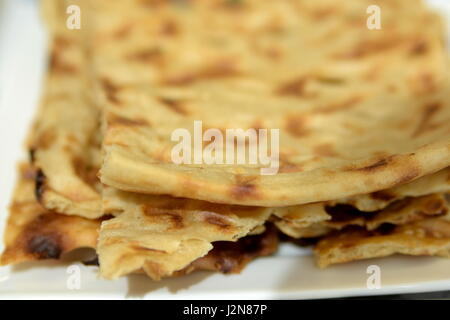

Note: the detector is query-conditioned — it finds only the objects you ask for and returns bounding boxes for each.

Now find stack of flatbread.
[2,0,450,281]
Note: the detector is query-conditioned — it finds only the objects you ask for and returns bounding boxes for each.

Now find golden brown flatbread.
[315,217,450,268]
[87,0,450,206]
[0,165,100,266]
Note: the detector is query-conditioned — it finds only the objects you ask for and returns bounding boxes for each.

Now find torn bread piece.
[98,186,273,280]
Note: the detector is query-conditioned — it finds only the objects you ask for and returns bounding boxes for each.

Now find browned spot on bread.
[311,7,336,20]
[230,176,260,200]
[158,97,188,115]
[54,36,73,49]
[127,47,163,64]
[72,156,99,189]
[142,206,184,229]
[108,113,149,127]
[409,39,429,56]
[138,0,166,8]
[21,165,37,180]
[131,245,167,254]
[202,211,232,230]
[424,198,447,214]
[334,36,402,59]
[394,168,420,186]
[35,169,46,202]
[278,155,302,173]
[353,158,390,172]
[276,77,309,97]
[412,102,442,137]
[370,190,396,202]
[101,78,122,105]
[163,59,240,86]
[316,96,363,113]
[49,49,77,74]
[285,116,310,137]
[160,20,179,36]
[410,72,438,95]
[220,0,245,9]
[313,143,338,157]
[113,23,134,39]
[27,234,62,259]
[33,128,56,150]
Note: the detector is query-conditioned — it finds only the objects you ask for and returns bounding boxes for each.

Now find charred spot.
[313,143,338,157]
[29,149,36,162]
[164,60,239,86]
[101,78,122,105]
[276,77,309,97]
[113,23,134,39]
[375,223,396,235]
[221,0,245,9]
[202,212,232,230]
[394,168,420,186]
[54,36,73,49]
[21,165,37,180]
[424,198,446,214]
[334,37,400,60]
[108,114,149,127]
[82,256,99,266]
[316,96,362,113]
[33,128,56,150]
[410,72,438,95]
[412,102,442,137]
[49,49,78,74]
[72,156,99,189]
[142,206,184,229]
[285,116,310,137]
[370,190,396,201]
[158,97,188,115]
[279,159,302,173]
[409,39,429,56]
[230,182,258,201]
[193,225,278,274]
[27,234,62,259]
[353,158,390,172]
[35,169,46,202]
[131,245,167,254]
[127,47,163,63]
[160,20,179,36]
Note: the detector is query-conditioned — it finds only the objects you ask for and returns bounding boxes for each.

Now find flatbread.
[315,217,450,268]
[0,165,100,266]
[98,186,272,279]
[0,166,277,275]
[333,167,450,211]
[30,0,103,219]
[87,0,450,206]
[274,193,449,238]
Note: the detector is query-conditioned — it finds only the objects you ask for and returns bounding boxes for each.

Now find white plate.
[1,0,450,300]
